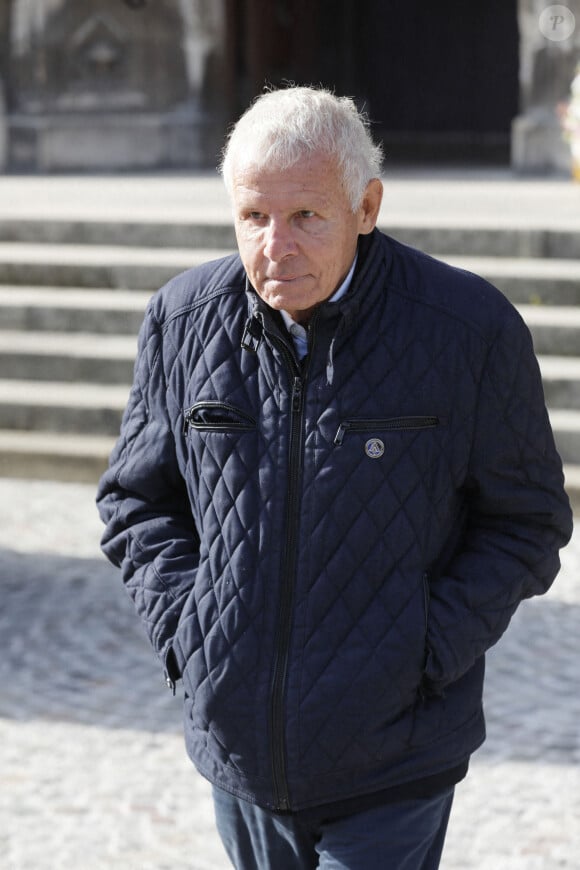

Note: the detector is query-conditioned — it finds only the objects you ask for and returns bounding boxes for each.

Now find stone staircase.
[1,216,579,509]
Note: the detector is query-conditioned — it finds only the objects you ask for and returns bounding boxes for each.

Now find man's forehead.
[231,155,345,205]
[233,176,330,200]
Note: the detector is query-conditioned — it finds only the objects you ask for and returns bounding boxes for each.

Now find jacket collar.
[244,228,390,332]
[317,229,388,331]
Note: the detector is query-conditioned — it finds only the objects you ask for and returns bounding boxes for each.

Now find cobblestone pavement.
[1,478,579,869]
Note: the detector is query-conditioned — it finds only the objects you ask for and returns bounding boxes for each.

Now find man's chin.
[261,283,314,310]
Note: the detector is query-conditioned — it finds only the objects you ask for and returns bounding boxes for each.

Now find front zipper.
[265,317,315,812]
[334,415,441,446]
[269,374,303,811]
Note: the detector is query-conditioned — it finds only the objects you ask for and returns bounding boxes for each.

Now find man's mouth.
[266,274,304,283]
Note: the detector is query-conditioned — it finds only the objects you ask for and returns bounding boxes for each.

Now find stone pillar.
[0,0,9,171]
[512,0,580,173]
[6,0,228,171]
[0,84,6,172]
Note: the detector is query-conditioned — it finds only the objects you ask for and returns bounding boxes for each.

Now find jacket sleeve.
[423,309,573,693]
[96,305,196,685]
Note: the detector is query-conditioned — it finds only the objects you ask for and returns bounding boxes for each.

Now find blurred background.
[0,0,578,175]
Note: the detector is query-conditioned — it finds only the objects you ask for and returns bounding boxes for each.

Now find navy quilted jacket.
[97,229,572,812]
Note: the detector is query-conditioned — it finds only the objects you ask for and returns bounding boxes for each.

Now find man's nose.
[263,219,297,261]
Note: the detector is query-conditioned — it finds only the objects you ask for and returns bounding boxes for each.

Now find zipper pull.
[165,672,176,696]
[183,407,193,435]
[291,377,303,413]
[334,421,350,446]
[241,315,263,353]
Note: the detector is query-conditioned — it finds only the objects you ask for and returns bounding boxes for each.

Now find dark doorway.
[227,0,519,165]
[226,0,355,112]
[354,0,520,163]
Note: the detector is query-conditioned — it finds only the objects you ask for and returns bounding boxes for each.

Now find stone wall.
[513,0,580,172]
[5,0,228,171]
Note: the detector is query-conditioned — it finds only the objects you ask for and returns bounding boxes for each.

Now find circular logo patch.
[365,438,385,459]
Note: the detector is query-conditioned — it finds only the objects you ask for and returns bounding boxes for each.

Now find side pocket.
[419,571,439,700]
[418,571,447,703]
[422,571,430,630]
[163,643,184,695]
[421,571,430,670]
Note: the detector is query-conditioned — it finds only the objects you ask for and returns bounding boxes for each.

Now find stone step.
[0,244,579,304]
[0,218,238,249]
[443,256,580,306]
[0,286,152,333]
[0,243,233,291]
[385,225,580,261]
[0,331,137,383]
[0,429,113,483]
[546,409,580,465]
[519,306,580,356]
[1,217,579,260]
[538,357,580,408]
[0,379,129,436]
[561,464,580,514]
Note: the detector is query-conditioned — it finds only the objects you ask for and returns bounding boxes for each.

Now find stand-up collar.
[245,228,389,331]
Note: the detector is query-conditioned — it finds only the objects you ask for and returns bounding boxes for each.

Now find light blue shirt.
[280,254,358,360]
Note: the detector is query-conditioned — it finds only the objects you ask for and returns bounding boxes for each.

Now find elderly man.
[97,87,572,869]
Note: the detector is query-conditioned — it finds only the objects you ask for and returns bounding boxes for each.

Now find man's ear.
[357,179,383,235]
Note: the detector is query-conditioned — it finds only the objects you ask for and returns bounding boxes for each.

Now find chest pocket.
[334,415,442,446]
[182,401,261,525]
[183,401,257,434]
[329,414,447,495]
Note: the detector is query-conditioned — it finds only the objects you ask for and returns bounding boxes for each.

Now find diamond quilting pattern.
[98,235,572,809]
[166,264,491,774]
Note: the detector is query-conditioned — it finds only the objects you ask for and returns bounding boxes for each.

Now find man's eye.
[298,210,315,219]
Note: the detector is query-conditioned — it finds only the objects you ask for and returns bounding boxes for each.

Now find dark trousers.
[213,785,454,870]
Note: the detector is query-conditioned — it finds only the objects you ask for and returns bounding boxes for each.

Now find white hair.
[219,86,383,211]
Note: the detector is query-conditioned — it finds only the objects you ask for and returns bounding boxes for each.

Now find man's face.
[231,152,382,324]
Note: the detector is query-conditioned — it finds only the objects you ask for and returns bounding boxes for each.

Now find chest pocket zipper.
[183,402,257,435]
[334,416,441,446]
